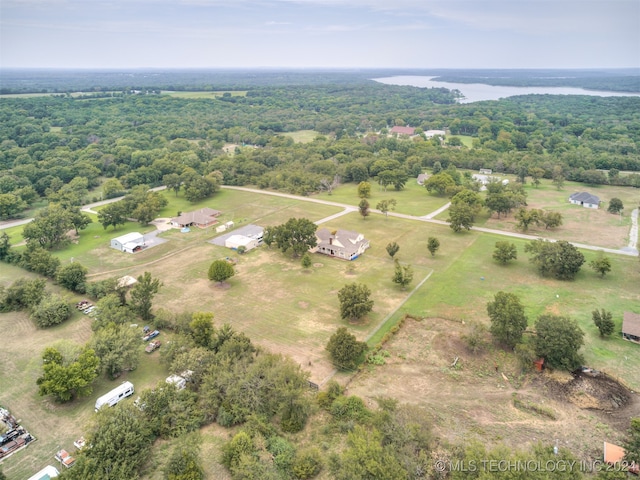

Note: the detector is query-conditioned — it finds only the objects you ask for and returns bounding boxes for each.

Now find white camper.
[94,381,134,411]
[165,374,186,390]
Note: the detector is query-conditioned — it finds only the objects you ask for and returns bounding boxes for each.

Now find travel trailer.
[94,381,134,411]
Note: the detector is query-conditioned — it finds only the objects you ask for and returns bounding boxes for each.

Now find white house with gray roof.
[313,228,370,261]
[569,192,600,209]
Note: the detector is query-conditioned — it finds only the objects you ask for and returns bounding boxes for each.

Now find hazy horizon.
[1,0,639,70]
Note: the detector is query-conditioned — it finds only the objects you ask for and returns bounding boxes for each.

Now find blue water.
[373,75,640,103]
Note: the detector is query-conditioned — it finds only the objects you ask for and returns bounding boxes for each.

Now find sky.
[1,0,639,69]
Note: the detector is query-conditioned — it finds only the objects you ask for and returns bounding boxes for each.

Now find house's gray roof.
[622,312,640,337]
[316,228,368,257]
[569,192,600,205]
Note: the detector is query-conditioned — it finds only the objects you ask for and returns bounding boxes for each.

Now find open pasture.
[315,179,450,217]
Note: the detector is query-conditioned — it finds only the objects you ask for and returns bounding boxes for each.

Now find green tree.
[0,193,27,220]
[427,237,440,256]
[525,239,585,280]
[163,173,182,197]
[486,291,528,348]
[607,198,623,214]
[392,260,413,289]
[190,312,215,348]
[164,434,205,480]
[376,198,396,217]
[357,181,371,198]
[56,261,88,293]
[0,278,46,311]
[265,218,317,258]
[326,327,367,370]
[208,259,236,284]
[36,346,100,402]
[337,283,374,321]
[101,178,125,199]
[534,314,584,371]
[386,241,399,259]
[291,448,323,479]
[451,189,483,214]
[529,167,545,187]
[623,417,640,464]
[358,198,370,219]
[63,404,154,480]
[592,309,615,337]
[540,211,563,229]
[130,271,162,321]
[221,431,256,471]
[552,166,565,190]
[515,207,541,231]
[68,207,93,235]
[97,201,127,230]
[20,241,60,277]
[30,294,72,328]
[493,241,517,265]
[331,426,406,480]
[184,175,219,203]
[424,172,455,196]
[301,252,312,269]
[447,202,475,232]
[91,322,141,378]
[22,203,73,249]
[0,232,11,260]
[589,252,612,277]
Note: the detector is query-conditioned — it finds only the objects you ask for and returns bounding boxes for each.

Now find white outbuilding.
[225,234,258,252]
[110,232,144,253]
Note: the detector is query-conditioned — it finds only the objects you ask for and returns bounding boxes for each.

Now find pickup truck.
[142,330,160,342]
[145,340,161,353]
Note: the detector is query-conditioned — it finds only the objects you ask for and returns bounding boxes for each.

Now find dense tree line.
[1,76,639,217]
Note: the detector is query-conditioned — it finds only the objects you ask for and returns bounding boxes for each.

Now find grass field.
[1,184,639,479]
[282,130,321,143]
[160,91,247,98]
[315,179,450,217]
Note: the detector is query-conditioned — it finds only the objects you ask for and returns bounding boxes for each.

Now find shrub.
[292,448,323,479]
[30,294,72,328]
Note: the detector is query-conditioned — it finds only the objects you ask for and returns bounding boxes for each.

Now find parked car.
[142,330,160,342]
[145,340,161,353]
[55,449,76,468]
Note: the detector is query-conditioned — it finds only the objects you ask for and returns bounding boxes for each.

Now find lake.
[373,75,640,103]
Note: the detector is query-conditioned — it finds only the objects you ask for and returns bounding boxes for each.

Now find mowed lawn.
[315,180,450,217]
[475,179,639,249]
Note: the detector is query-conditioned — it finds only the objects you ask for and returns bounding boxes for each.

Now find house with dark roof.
[313,228,370,261]
[622,311,640,344]
[170,208,221,228]
[569,192,600,209]
[390,126,416,136]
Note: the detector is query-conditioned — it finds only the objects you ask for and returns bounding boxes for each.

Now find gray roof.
[569,192,600,204]
[316,228,368,257]
[622,312,640,337]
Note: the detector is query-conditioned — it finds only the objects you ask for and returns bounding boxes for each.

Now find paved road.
[222,185,638,257]
[0,186,168,229]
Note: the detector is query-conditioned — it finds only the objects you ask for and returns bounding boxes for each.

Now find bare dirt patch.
[347,316,640,461]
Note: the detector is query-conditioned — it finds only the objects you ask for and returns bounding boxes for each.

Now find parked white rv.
[94,381,135,411]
